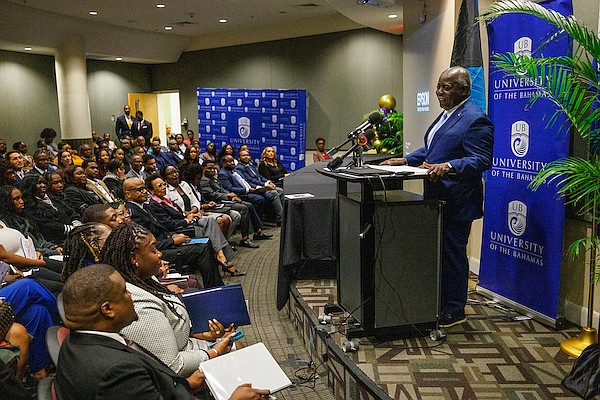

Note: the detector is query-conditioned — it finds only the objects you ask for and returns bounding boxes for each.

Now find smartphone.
[208,331,245,349]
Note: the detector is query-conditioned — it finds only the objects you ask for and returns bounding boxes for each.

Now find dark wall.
[151,29,403,151]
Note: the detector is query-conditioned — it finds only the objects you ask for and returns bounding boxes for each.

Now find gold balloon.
[380,148,388,153]
[373,139,381,148]
[379,94,396,111]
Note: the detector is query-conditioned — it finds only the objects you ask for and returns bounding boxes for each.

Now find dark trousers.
[161,242,224,289]
[241,193,266,219]
[230,201,262,236]
[440,219,473,318]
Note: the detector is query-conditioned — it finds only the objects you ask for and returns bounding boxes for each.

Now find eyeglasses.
[154,182,167,189]
[129,187,148,193]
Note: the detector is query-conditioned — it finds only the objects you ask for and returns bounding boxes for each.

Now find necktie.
[427,112,448,148]
[232,171,251,190]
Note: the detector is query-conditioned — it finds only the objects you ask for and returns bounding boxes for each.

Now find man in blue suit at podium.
[382,66,494,328]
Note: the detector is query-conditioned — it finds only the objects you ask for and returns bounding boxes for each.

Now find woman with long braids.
[61,223,112,282]
[100,222,236,377]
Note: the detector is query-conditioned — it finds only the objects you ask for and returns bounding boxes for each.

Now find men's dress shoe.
[253,232,273,240]
[239,239,259,248]
[438,313,467,328]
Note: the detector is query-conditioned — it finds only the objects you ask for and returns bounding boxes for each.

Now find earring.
[134,262,140,268]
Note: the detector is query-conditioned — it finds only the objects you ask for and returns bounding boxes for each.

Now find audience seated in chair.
[19,174,78,246]
[100,225,241,377]
[201,160,272,247]
[258,146,289,188]
[63,165,103,214]
[146,174,244,277]
[123,177,225,288]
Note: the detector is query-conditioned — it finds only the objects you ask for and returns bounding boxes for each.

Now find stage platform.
[286,275,581,400]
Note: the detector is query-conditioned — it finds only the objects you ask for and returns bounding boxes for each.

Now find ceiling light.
[156,4,165,8]
[219,19,227,23]
[164,26,173,30]
[89,11,97,15]
[24,47,32,51]
[116,57,122,61]
[388,14,398,18]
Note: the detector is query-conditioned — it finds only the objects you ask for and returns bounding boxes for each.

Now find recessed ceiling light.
[116,57,123,61]
[90,11,97,15]
[388,14,398,18]
[24,47,32,51]
[164,26,173,30]
[156,4,165,8]
[219,19,227,23]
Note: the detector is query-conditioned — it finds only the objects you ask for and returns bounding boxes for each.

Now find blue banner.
[197,88,306,171]
[479,0,572,320]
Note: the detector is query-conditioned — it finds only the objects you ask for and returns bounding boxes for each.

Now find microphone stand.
[326,136,353,158]
[327,139,358,170]
[352,146,364,168]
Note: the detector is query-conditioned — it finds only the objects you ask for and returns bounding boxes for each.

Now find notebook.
[181,283,250,333]
[200,342,292,400]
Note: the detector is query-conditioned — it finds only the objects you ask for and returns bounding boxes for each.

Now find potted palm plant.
[479,0,600,357]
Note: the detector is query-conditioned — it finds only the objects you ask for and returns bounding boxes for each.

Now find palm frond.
[492,53,600,139]
[530,156,600,214]
[479,0,600,59]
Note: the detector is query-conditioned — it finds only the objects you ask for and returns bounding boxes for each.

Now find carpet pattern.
[293,278,581,400]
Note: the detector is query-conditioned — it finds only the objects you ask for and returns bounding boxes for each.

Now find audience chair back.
[56,292,66,324]
[45,326,70,366]
[37,376,58,400]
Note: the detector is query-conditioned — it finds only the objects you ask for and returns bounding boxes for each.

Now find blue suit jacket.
[235,162,268,187]
[406,99,494,222]
[218,168,249,196]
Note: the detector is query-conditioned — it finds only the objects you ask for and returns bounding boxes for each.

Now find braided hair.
[62,223,107,282]
[100,222,182,317]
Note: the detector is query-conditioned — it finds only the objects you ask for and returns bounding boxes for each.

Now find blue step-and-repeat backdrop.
[197,88,307,171]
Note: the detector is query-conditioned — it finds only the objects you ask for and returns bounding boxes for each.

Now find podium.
[319,168,443,338]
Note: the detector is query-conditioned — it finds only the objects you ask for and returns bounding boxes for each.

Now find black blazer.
[56,332,193,400]
[115,115,137,140]
[147,198,189,232]
[64,185,102,214]
[126,202,178,250]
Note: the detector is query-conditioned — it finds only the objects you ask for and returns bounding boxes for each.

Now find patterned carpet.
[293,277,581,400]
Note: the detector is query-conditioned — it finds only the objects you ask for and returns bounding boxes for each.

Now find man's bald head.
[436,66,471,110]
[123,177,148,202]
[62,264,136,332]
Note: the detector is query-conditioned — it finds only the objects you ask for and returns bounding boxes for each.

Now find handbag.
[0,302,15,341]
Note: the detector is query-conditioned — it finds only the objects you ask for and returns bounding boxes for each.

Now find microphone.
[327,129,375,170]
[327,112,384,157]
[349,112,384,138]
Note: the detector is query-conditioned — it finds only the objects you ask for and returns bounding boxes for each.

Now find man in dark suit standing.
[133,110,153,145]
[382,66,494,328]
[115,105,136,141]
[56,264,269,400]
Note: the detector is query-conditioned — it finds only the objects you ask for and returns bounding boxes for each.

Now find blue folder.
[181,283,251,333]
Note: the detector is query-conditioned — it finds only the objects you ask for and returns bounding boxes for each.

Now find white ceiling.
[0,0,408,63]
